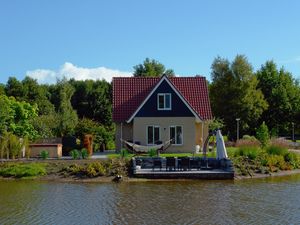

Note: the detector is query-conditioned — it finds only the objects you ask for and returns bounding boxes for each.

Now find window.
[147,126,160,145]
[157,93,171,110]
[170,126,183,145]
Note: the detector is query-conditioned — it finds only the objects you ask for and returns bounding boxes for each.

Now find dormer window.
[157,93,171,110]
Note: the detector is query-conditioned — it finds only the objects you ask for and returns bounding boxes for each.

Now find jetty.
[132,157,234,179]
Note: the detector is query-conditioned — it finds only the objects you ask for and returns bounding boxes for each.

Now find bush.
[256,122,270,147]
[0,163,47,178]
[236,138,260,148]
[270,138,289,149]
[86,162,106,177]
[284,152,300,169]
[81,148,88,159]
[266,145,288,156]
[120,149,129,158]
[65,164,85,175]
[109,158,129,176]
[40,150,49,159]
[148,148,156,157]
[234,146,260,160]
[70,149,81,159]
[266,155,290,172]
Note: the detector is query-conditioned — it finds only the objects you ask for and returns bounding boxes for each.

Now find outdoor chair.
[178,157,190,171]
[166,157,176,171]
[152,158,162,171]
[190,157,201,170]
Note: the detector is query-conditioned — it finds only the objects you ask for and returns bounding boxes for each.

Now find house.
[112,75,213,152]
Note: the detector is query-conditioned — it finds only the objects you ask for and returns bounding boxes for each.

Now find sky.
[0,0,300,84]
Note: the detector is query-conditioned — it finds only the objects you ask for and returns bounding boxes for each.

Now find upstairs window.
[157,93,171,110]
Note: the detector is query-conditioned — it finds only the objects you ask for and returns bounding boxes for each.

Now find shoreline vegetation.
[1,147,300,182]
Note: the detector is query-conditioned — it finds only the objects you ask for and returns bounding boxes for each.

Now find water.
[0,175,300,225]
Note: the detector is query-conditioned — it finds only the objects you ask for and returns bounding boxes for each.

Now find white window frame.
[157,93,171,110]
[146,125,160,145]
[169,125,183,146]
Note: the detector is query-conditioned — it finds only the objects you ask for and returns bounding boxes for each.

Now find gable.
[135,79,194,117]
[112,76,213,123]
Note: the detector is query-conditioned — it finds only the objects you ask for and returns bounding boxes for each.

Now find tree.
[0,95,38,139]
[56,79,78,136]
[133,58,175,77]
[5,77,25,101]
[256,61,300,135]
[210,55,268,139]
[256,121,269,147]
[0,84,5,95]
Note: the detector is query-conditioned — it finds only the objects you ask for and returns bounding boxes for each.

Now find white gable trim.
[126,76,203,123]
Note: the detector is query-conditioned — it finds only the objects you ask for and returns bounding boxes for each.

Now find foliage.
[0,132,24,159]
[235,138,260,147]
[133,58,175,77]
[62,158,129,177]
[208,118,224,131]
[75,118,114,151]
[40,150,49,160]
[86,162,106,177]
[0,163,47,178]
[120,148,129,158]
[70,79,112,126]
[148,148,157,157]
[209,55,268,139]
[69,149,81,159]
[256,122,270,147]
[234,146,260,160]
[256,61,300,134]
[0,95,38,140]
[81,148,88,159]
[56,78,78,136]
[270,138,289,149]
[31,113,60,138]
[266,145,288,156]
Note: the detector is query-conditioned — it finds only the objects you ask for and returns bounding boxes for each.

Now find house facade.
[113,75,213,153]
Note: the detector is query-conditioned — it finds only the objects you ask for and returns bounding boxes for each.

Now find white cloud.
[278,56,300,64]
[26,62,132,84]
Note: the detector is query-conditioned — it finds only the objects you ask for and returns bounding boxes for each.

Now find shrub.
[148,148,156,157]
[0,163,47,178]
[234,146,260,160]
[120,149,129,158]
[109,158,129,176]
[86,162,106,177]
[70,149,81,159]
[65,164,84,175]
[284,152,300,169]
[236,138,260,148]
[266,145,288,156]
[81,148,88,159]
[267,155,290,172]
[40,150,49,159]
[256,122,270,147]
[270,138,289,149]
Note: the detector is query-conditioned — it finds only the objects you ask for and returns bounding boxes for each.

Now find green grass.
[0,163,47,178]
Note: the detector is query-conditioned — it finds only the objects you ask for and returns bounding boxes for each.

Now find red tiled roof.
[112,76,213,122]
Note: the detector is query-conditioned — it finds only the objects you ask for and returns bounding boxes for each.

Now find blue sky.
[0,0,299,84]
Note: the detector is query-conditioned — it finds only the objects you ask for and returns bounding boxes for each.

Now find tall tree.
[210,55,268,139]
[256,61,300,135]
[56,79,78,136]
[5,77,25,101]
[133,58,175,77]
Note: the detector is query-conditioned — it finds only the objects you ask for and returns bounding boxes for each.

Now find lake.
[0,175,300,225]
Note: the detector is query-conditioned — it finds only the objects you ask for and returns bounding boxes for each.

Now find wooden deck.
[133,168,234,179]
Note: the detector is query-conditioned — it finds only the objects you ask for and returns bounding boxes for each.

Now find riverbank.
[1,159,300,182]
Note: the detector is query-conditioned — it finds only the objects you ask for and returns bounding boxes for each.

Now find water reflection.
[0,175,299,225]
